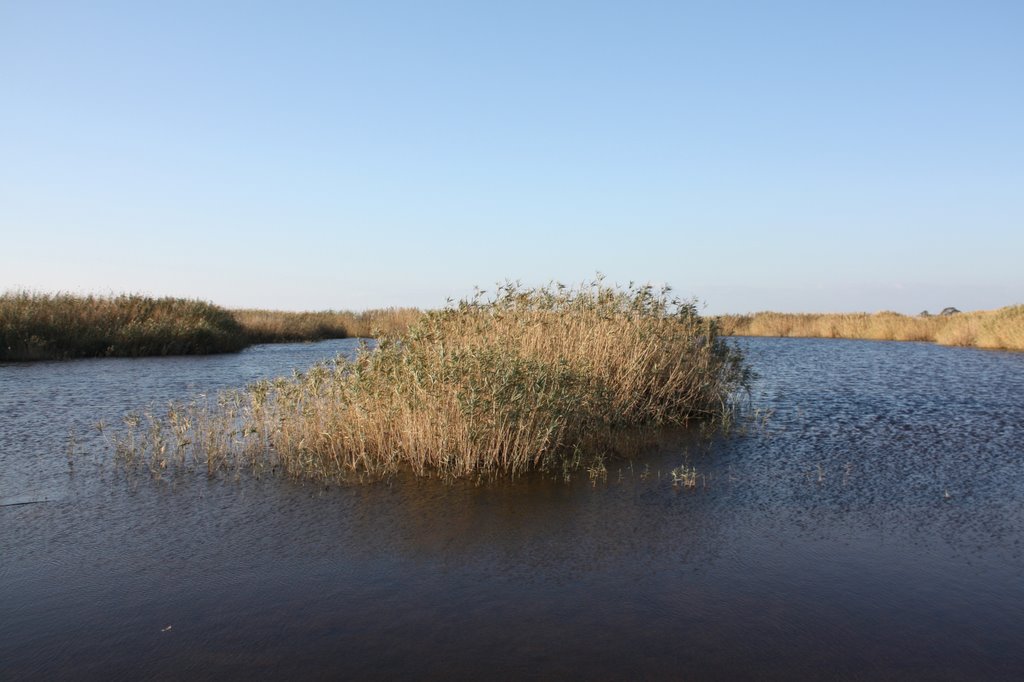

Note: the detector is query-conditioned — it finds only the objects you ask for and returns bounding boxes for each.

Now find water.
[2,338,1023,680]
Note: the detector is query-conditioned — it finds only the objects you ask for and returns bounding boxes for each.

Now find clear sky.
[2,1,1021,314]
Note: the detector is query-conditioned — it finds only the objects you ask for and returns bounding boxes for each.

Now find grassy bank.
[1,292,249,361]
[116,280,751,482]
[233,307,421,343]
[0,292,422,361]
[717,306,1024,351]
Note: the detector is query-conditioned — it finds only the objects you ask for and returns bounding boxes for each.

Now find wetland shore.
[717,306,1024,351]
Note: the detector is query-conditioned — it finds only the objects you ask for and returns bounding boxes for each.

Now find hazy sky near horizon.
[2,1,1022,314]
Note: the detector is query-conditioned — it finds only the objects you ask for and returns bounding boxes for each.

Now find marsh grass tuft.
[671,464,699,488]
[115,279,751,482]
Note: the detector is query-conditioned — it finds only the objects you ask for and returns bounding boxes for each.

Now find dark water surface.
[2,338,1023,680]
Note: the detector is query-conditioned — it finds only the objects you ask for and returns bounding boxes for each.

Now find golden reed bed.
[717,306,1024,351]
[231,307,421,343]
[115,281,751,481]
[0,291,421,361]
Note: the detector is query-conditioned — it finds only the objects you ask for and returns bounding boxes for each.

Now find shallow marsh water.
[2,337,1023,680]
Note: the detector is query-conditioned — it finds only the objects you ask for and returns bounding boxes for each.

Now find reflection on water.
[2,337,1024,680]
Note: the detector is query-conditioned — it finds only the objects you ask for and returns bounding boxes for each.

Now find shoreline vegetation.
[114,280,751,482]
[0,292,419,361]
[716,306,1024,351]
[5,292,1022,361]
[232,307,420,344]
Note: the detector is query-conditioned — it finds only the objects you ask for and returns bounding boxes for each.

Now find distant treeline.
[716,306,1024,351]
[0,292,421,361]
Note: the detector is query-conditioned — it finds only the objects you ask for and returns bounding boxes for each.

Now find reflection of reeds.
[116,279,752,482]
[717,306,1024,351]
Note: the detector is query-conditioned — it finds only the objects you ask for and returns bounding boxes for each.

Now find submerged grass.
[717,306,1024,351]
[115,279,752,482]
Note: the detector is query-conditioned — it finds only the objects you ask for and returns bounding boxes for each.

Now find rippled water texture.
[2,338,1023,680]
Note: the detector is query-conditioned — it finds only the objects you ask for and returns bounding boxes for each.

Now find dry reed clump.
[116,280,751,482]
[0,292,247,361]
[717,305,1024,351]
[932,305,1024,350]
[233,307,421,343]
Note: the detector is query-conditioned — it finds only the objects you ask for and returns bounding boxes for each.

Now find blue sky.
[2,1,1021,313]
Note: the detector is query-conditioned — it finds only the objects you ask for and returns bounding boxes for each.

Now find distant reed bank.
[717,306,1024,351]
[115,280,751,481]
[233,307,420,343]
[0,292,248,361]
[0,292,420,361]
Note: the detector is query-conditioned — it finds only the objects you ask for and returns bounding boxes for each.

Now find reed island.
[112,280,750,482]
